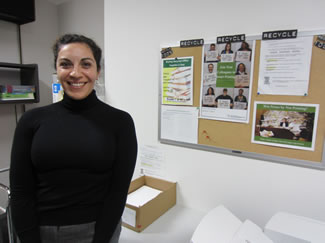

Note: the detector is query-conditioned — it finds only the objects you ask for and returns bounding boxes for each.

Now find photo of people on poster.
[200,40,254,123]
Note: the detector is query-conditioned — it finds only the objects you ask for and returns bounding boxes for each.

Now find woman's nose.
[69,66,82,78]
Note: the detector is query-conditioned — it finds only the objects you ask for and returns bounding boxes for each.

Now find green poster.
[216,62,236,87]
[252,102,319,151]
[162,57,193,105]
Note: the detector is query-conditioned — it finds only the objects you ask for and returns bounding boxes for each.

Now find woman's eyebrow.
[58,58,72,62]
[81,57,95,62]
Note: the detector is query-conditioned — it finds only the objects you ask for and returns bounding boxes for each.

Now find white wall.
[105,0,325,227]
[57,0,104,50]
[57,0,105,100]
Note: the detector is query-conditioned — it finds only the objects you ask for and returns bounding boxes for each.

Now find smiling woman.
[56,42,99,100]
[10,34,138,243]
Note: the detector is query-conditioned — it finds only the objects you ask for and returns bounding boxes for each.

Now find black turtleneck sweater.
[10,91,137,243]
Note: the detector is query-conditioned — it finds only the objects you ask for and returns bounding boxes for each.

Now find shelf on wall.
[0,62,39,104]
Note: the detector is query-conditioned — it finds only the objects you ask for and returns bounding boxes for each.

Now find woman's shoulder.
[98,101,134,121]
[17,103,59,128]
[22,103,58,117]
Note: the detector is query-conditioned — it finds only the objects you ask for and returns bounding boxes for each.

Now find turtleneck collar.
[61,90,100,111]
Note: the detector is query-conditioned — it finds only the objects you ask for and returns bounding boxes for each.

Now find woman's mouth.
[68,82,87,88]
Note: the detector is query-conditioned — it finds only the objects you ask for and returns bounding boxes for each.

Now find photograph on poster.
[200,40,255,122]
[162,57,194,105]
[252,102,319,151]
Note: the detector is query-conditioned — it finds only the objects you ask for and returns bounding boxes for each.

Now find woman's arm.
[93,112,137,242]
[10,111,41,243]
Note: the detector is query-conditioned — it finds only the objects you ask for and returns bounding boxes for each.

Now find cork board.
[160,34,325,169]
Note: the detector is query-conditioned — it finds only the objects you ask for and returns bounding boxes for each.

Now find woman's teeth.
[70,82,85,87]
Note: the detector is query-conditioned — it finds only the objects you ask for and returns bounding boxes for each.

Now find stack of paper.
[126,185,162,207]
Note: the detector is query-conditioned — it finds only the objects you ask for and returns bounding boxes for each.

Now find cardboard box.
[122,175,176,232]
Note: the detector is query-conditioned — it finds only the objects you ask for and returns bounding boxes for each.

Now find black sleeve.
[93,112,137,242]
[9,111,41,243]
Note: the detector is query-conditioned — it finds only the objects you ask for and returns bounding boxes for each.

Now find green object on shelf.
[0,92,34,100]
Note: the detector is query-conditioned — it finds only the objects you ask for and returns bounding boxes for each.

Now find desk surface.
[120,205,205,243]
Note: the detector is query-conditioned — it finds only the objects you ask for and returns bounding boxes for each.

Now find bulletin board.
[159,30,325,169]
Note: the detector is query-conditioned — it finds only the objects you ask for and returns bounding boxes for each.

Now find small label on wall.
[314,35,325,50]
[262,29,298,40]
[180,39,204,47]
[161,47,173,58]
[217,34,245,44]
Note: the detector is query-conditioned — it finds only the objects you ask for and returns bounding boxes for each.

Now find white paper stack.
[126,185,162,207]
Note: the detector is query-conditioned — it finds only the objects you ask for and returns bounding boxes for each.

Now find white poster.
[161,105,199,144]
[139,145,166,178]
[206,50,218,62]
[258,36,313,96]
[200,40,255,123]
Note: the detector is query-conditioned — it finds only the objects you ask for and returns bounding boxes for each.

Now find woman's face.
[226,43,231,50]
[239,64,245,72]
[208,88,213,95]
[56,43,99,100]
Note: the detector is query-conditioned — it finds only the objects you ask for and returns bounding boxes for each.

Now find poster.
[139,145,166,178]
[161,105,199,144]
[252,101,319,151]
[162,57,193,105]
[200,40,255,123]
[257,36,313,95]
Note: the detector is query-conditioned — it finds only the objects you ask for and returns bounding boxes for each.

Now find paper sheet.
[126,185,162,207]
[257,36,313,95]
[122,207,136,227]
[161,105,199,144]
[230,220,274,243]
[139,145,166,178]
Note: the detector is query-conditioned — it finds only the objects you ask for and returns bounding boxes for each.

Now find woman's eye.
[82,62,92,68]
[59,62,71,68]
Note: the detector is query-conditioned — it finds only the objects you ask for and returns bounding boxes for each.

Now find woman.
[238,41,252,51]
[205,87,215,96]
[221,42,233,54]
[10,34,138,243]
[236,63,247,75]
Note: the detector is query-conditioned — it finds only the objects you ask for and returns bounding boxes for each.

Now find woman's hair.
[241,41,250,50]
[206,87,215,95]
[224,42,231,51]
[236,63,246,73]
[52,34,102,71]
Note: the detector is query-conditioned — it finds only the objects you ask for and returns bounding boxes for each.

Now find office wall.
[57,0,105,100]
[57,0,104,51]
[22,0,59,109]
[0,21,20,208]
[105,0,325,227]
[0,0,58,207]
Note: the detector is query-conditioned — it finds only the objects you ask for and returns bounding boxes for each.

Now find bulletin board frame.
[158,30,325,170]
